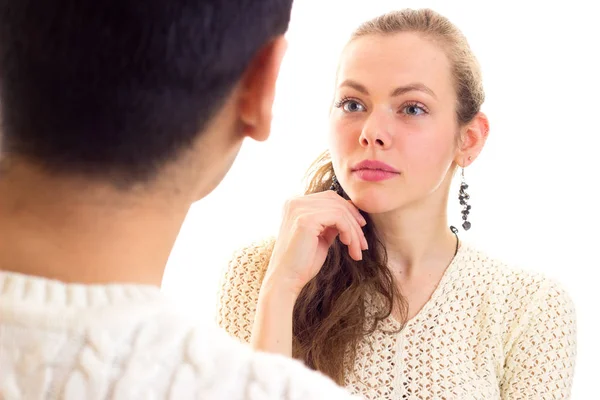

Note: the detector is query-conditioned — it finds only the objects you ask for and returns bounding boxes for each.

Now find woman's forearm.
[250,277,298,357]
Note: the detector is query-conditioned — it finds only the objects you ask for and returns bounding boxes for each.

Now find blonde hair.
[293,9,485,384]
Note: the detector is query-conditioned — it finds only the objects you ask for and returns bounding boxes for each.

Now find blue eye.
[334,97,366,113]
[402,103,427,116]
[343,100,365,113]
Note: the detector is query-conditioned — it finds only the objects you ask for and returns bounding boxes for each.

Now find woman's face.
[329,32,462,214]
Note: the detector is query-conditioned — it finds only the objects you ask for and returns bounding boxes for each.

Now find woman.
[217,8,576,399]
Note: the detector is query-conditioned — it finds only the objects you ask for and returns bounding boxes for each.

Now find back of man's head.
[0,0,293,183]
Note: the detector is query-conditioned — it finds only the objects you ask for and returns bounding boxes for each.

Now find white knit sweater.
[217,239,577,399]
[0,271,358,399]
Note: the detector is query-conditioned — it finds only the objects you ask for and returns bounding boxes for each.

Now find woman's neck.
[370,201,458,278]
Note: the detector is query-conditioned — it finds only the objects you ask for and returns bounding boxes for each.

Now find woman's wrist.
[258,274,300,311]
[260,267,305,300]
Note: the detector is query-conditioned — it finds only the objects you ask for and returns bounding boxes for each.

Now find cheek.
[402,131,456,180]
[328,117,360,156]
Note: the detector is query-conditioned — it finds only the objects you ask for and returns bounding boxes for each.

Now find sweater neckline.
[0,270,163,308]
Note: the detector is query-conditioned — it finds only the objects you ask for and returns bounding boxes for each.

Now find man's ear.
[455,112,490,167]
[237,36,288,142]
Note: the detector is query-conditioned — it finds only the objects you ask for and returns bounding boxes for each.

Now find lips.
[351,160,399,173]
[351,160,400,182]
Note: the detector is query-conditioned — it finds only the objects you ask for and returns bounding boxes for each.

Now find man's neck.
[0,162,191,286]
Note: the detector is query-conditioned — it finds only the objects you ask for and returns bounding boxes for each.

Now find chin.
[346,188,399,215]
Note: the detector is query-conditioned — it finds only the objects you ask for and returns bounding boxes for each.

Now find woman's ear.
[455,112,490,167]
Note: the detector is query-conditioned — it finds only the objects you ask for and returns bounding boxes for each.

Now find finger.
[346,201,367,227]
[323,193,367,252]
[361,234,369,251]
[339,201,368,252]
[346,200,367,227]
[295,195,367,256]
[303,208,356,252]
[325,191,367,227]
[322,227,339,247]
[339,210,362,261]
[339,205,368,260]
[321,212,368,259]
[328,198,367,257]
[325,209,354,247]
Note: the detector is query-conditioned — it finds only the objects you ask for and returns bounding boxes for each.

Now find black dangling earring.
[459,167,472,231]
[330,174,342,193]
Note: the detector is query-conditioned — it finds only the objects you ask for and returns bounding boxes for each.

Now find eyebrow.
[339,79,437,99]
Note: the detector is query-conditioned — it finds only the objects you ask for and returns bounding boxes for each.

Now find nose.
[359,110,393,150]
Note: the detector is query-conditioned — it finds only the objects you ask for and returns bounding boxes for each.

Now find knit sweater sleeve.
[216,238,275,343]
[183,324,361,399]
[500,279,577,399]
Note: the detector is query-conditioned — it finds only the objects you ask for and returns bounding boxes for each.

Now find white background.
[163,1,599,397]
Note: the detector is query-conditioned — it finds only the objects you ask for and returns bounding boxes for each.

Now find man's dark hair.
[0,1,293,182]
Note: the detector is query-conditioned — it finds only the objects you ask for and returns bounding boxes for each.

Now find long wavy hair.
[291,8,485,384]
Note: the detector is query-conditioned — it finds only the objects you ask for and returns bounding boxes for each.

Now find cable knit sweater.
[0,271,359,400]
[217,239,577,400]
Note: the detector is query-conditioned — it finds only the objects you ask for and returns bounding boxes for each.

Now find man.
[0,1,357,398]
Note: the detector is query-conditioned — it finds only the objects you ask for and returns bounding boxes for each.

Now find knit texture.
[0,271,358,399]
[217,239,577,399]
